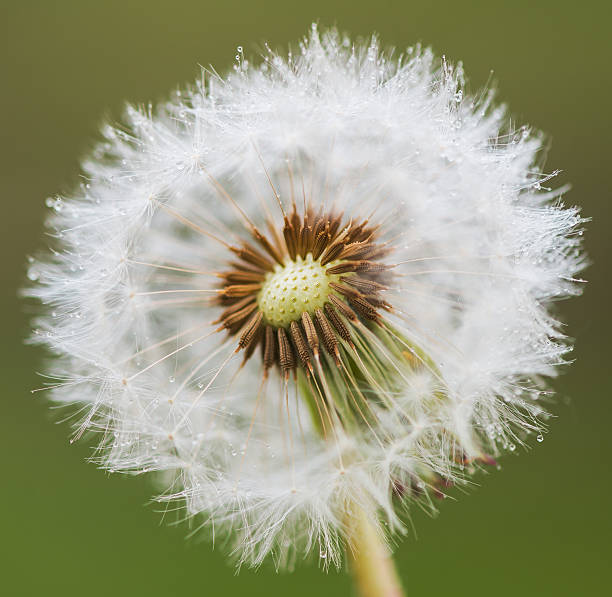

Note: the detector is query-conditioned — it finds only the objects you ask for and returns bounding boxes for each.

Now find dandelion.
[27,25,585,595]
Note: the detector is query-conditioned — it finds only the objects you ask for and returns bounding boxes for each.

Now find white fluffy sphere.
[28,26,585,568]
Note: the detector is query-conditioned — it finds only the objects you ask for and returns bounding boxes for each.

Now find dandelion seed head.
[26,25,585,569]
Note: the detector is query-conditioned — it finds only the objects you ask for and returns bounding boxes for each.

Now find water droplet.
[536,434,544,443]
[168,376,175,383]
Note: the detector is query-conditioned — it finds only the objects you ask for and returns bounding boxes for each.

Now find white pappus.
[26,25,585,570]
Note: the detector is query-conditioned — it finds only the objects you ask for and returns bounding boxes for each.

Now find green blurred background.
[2,1,610,595]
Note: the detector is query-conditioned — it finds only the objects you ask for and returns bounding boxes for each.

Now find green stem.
[346,505,405,597]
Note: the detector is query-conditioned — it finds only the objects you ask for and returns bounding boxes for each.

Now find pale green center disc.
[257,254,341,328]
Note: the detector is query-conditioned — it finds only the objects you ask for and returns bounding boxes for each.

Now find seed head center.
[258,254,340,328]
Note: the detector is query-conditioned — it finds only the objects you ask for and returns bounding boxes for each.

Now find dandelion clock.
[26,25,585,596]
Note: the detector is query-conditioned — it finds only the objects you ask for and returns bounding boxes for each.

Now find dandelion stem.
[347,505,404,597]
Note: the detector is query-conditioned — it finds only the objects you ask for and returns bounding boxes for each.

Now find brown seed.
[348,295,380,321]
[328,294,358,321]
[326,262,359,275]
[277,327,296,375]
[324,303,353,345]
[298,224,309,258]
[283,216,297,260]
[243,322,263,361]
[301,311,319,355]
[338,241,369,260]
[340,240,387,261]
[239,311,263,349]
[312,229,330,260]
[358,293,390,310]
[341,275,387,294]
[231,245,274,271]
[320,241,346,266]
[312,216,326,240]
[303,221,315,255]
[223,283,262,298]
[263,326,277,372]
[291,208,301,237]
[221,270,265,284]
[327,260,391,275]
[314,308,340,363]
[353,260,392,273]
[289,320,311,370]
[328,281,359,300]
[221,301,258,328]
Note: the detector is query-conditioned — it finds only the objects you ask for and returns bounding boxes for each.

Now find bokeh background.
[2,1,610,595]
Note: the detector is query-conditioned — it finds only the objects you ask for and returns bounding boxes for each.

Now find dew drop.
[536,434,544,443]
